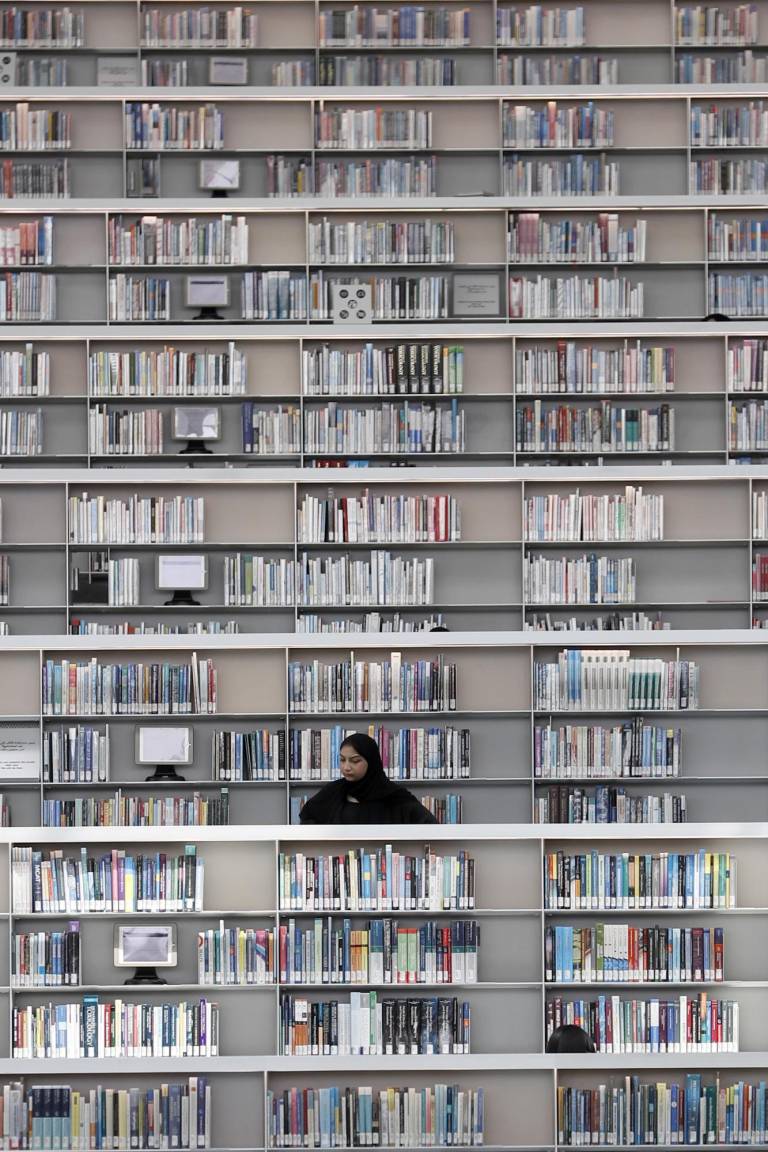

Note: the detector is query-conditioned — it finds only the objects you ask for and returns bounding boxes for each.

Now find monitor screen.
[172,406,220,441]
[156,554,208,592]
[135,726,193,765]
[114,924,177,967]
[185,275,230,309]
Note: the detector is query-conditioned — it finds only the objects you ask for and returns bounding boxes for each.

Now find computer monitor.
[156,553,208,607]
[114,924,177,985]
[185,274,230,321]
[135,725,193,782]
[172,405,220,455]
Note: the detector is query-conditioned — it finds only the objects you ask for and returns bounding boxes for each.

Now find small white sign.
[97,55,140,86]
[331,283,373,324]
[0,726,40,780]
[209,56,248,85]
[452,273,500,317]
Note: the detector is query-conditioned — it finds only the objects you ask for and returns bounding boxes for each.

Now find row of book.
[556,1075,763,1145]
[279,992,470,1056]
[241,402,300,455]
[534,651,700,712]
[267,1084,484,1148]
[303,343,463,398]
[548,992,737,1053]
[534,785,687,824]
[502,155,619,197]
[0,106,70,151]
[41,789,231,828]
[124,104,223,152]
[278,847,475,911]
[299,490,461,544]
[545,923,724,983]
[293,57,458,86]
[0,408,43,455]
[313,273,452,321]
[89,407,164,458]
[108,215,249,267]
[315,110,432,151]
[534,720,682,779]
[502,103,614,149]
[304,402,465,455]
[318,7,469,46]
[731,338,768,391]
[11,845,205,914]
[677,50,768,82]
[0,7,84,46]
[278,916,479,985]
[710,272,768,318]
[13,998,220,1059]
[544,850,737,910]
[0,272,55,321]
[0,346,49,396]
[496,5,584,46]
[691,157,768,193]
[267,156,437,198]
[677,4,758,45]
[289,725,471,781]
[708,215,768,262]
[41,657,218,716]
[525,488,664,543]
[0,217,52,266]
[140,7,258,47]
[89,345,246,397]
[69,620,239,637]
[0,156,67,196]
[517,341,675,395]
[288,656,457,713]
[108,276,169,323]
[17,57,69,85]
[309,219,454,266]
[69,493,205,543]
[730,398,768,449]
[524,554,636,606]
[691,101,768,147]
[12,923,81,987]
[509,213,646,265]
[515,402,674,455]
[224,551,436,608]
[509,274,643,320]
[0,1079,211,1151]
[527,611,670,633]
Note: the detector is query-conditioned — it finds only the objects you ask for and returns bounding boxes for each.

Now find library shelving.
[1,465,768,635]
[2,1,768,87]
[2,323,768,461]
[0,631,764,827]
[0,823,765,1068]
[0,90,768,200]
[2,198,768,324]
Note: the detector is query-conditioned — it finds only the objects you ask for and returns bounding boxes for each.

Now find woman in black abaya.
[298,732,437,824]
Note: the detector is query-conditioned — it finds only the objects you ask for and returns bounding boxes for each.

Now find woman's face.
[340,745,368,783]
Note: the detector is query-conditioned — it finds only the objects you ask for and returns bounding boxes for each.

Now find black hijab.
[298,732,413,822]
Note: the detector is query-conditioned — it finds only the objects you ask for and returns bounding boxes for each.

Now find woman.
[299,732,438,824]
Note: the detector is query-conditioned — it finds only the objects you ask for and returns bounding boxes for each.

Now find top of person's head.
[545,1024,596,1053]
[339,732,382,765]
[704,312,730,321]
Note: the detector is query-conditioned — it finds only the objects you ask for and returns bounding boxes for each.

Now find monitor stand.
[179,439,214,454]
[145,765,186,782]
[192,307,224,321]
[124,966,168,986]
[164,589,201,607]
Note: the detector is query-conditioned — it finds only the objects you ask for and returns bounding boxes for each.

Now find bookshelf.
[0,630,762,828]
[3,322,768,462]
[1,464,768,635]
[0,823,766,1071]
[2,2,768,87]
